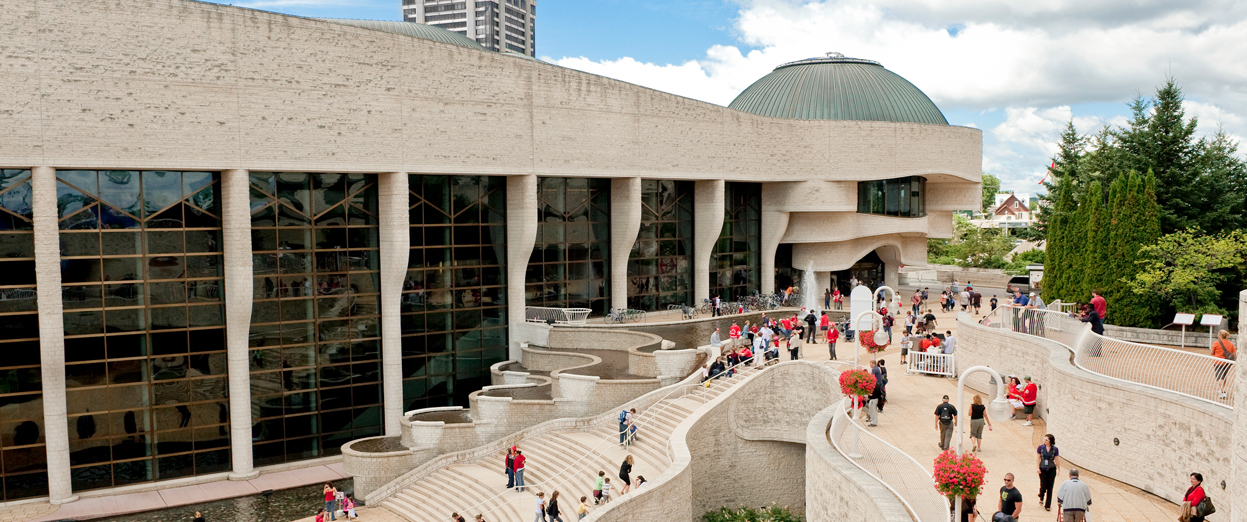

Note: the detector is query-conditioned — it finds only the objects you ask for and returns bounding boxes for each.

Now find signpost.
[1173,313,1195,349]
[1201,314,1224,348]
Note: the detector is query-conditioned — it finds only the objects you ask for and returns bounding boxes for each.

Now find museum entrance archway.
[832,251,884,294]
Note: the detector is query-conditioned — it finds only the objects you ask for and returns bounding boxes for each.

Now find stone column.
[760,211,790,296]
[506,175,538,360]
[1233,288,1247,521]
[693,180,725,304]
[377,172,410,436]
[31,167,77,503]
[610,178,641,312]
[221,169,259,480]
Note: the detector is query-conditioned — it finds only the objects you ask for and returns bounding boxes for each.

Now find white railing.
[525,306,592,325]
[449,358,759,521]
[907,351,955,377]
[994,305,1235,408]
[828,397,948,522]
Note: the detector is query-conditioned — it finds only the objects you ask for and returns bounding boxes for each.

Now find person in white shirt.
[710,328,721,348]
[1056,469,1092,521]
[534,492,547,522]
[942,332,956,354]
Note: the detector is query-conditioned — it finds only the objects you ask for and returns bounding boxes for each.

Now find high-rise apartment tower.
[402,0,536,55]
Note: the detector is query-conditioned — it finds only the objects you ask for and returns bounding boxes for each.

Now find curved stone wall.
[957,316,1233,505]
[1232,289,1247,522]
[590,361,912,522]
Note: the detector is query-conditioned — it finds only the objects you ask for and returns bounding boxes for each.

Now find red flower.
[933,450,987,499]
[838,369,876,397]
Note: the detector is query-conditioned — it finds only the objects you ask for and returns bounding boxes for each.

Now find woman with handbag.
[1211,330,1236,399]
[1182,472,1213,522]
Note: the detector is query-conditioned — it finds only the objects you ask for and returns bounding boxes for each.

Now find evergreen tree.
[1193,129,1247,233]
[1081,181,1108,301]
[1110,172,1159,327]
[1113,78,1200,233]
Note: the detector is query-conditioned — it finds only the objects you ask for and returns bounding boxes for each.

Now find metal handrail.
[525,306,592,325]
[828,397,948,522]
[661,357,762,463]
[453,359,757,520]
[993,305,1235,408]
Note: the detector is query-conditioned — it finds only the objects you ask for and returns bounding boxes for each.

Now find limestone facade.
[1,0,981,503]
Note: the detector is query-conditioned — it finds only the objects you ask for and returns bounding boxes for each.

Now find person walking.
[788,334,802,360]
[968,394,992,452]
[618,409,629,445]
[505,447,516,488]
[826,323,839,360]
[1037,434,1061,511]
[618,455,633,494]
[577,496,590,520]
[998,473,1023,521]
[513,449,527,491]
[1183,472,1209,522]
[1211,330,1236,399]
[712,294,721,317]
[546,491,565,522]
[934,395,957,450]
[533,492,548,522]
[1056,468,1091,521]
[876,360,888,412]
[804,310,818,343]
[900,335,911,365]
[912,290,922,316]
[593,471,605,504]
[824,287,832,309]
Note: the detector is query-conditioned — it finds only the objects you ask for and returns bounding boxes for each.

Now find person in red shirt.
[1021,376,1038,426]
[1184,472,1207,522]
[728,321,741,343]
[513,449,527,491]
[1090,290,1107,321]
[826,324,839,360]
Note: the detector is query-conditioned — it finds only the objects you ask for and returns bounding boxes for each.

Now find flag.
[1038,161,1055,185]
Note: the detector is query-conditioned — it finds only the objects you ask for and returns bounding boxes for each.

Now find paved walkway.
[812,289,1180,522]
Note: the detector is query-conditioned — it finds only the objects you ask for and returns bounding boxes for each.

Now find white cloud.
[551,0,1247,191]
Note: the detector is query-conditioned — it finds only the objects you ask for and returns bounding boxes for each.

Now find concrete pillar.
[378,173,410,436]
[220,170,258,480]
[31,167,77,504]
[693,180,725,304]
[506,175,538,361]
[760,211,790,296]
[610,178,641,311]
[1232,289,1247,521]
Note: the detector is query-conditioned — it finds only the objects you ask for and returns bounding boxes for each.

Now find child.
[314,508,326,522]
[601,477,613,503]
[577,496,590,520]
[343,495,357,521]
[593,471,604,504]
[900,336,911,365]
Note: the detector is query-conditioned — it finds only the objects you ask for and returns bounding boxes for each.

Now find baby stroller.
[991,512,1015,522]
[842,321,855,342]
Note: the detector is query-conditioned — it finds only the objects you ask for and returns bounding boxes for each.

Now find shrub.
[701,505,804,522]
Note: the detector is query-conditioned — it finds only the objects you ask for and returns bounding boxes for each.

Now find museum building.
[0,0,980,504]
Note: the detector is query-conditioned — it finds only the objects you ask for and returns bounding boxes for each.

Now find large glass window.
[402,175,508,411]
[248,173,382,466]
[526,178,610,315]
[627,180,693,311]
[57,170,228,492]
[857,176,926,217]
[710,182,760,301]
[0,169,46,501]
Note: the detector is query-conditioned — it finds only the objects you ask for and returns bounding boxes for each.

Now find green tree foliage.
[980,173,1001,213]
[1004,248,1045,275]
[927,214,1015,268]
[1035,77,1247,326]
[1128,228,1247,317]
[701,506,804,522]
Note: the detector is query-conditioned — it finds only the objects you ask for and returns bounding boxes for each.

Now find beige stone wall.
[805,405,912,522]
[1233,289,1247,522]
[1,0,980,181]
[781,211,954,244]
[958,317,1234,506]
[792,235,927,273]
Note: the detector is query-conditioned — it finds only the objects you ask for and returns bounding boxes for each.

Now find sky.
[214,0,1247,195]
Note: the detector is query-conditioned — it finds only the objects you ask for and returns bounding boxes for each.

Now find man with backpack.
[934,394,957,450]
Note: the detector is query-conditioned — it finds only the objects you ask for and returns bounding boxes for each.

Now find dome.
[728,53,947,125]
[319,19,485,50]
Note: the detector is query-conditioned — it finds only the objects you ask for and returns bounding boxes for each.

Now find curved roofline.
[776,52,881,71]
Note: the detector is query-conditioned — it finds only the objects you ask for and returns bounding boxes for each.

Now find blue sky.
[218,0,1247,195]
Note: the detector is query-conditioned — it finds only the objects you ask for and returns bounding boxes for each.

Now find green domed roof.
[319,19,485,50]
[728,53,947,125]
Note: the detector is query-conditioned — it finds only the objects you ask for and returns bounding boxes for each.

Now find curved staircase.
[377,365,763,521]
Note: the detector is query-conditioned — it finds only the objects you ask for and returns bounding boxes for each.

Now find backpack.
[618,410,628,423]
[939,406,953,425]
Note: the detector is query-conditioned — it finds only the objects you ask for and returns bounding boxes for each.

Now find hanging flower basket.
[839,368,876,398]
[860,330,888,353]
[933,450,987,499]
